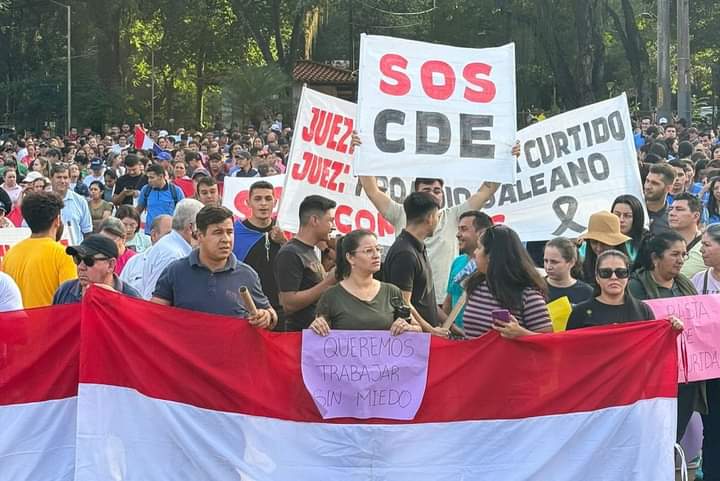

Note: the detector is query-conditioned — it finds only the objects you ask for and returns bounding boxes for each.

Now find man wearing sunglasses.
[52,234,141,305]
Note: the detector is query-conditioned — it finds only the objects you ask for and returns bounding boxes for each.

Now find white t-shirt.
[383,199,470,304]
[691,269,720,295]
[0,271,23,311]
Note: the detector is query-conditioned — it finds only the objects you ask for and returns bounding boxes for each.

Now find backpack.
[142,183,179,208]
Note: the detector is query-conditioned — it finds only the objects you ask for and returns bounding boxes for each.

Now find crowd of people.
[0,115,719,478]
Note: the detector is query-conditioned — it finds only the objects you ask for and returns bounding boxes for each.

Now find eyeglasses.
[72,255,110,267]
[353,246,383,256]
[597,268,630,279]
[666,250,689,260]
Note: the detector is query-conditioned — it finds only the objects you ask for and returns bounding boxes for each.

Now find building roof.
[292,60,356,85]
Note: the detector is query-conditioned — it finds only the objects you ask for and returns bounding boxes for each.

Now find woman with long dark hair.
[611,194,648,261]
[705,177,720,225]
[628,231,701,444]
[463,225,551,339]
[309,229,421,335]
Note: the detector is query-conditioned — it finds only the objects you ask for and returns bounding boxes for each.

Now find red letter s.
[379,54,411,96]
[463,63,496,103]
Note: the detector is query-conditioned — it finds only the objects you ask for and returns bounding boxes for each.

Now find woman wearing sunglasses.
[567,250,656,329]
[309,229,422,336]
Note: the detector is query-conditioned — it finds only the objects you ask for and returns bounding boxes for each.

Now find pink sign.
[646,294,720,382]
[301,330,431,420]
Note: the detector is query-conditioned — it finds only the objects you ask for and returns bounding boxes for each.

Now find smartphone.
[492,309,510,323]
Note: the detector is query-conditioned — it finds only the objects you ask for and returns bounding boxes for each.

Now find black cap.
[66,234,119,259]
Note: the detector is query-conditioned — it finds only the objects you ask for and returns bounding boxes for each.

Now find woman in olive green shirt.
[310,229,422,335]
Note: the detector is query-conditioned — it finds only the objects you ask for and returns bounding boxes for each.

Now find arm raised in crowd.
[352,131,393,214]
[353,132,518,214]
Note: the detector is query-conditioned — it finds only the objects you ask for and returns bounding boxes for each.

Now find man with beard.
[644,163,676,234]
[441,211,494,328]
[4,192,76,307]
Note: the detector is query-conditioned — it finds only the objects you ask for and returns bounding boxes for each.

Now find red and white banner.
[277,87,397,243]
[71,289,677,481]
[222,175,286,220]
[354,35,517,183]
[0,304,80,481]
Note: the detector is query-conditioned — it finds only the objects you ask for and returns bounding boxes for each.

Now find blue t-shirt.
[446,254,470,328]
[137,183,185,234]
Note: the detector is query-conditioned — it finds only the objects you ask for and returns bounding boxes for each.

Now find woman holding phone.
[463,225,552,339]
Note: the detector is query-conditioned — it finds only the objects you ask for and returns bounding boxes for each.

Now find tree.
[232,0,321,70]
[223,64,292,128]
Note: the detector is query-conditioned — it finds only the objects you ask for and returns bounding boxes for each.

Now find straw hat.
[581,211,631,246]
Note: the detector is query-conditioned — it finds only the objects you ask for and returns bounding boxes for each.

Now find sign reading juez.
[354,34,517,183]
[301,330,431,420]
[277,87,397,244]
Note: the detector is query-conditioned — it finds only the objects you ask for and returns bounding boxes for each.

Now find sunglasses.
[597,268,630,279]
[72,255,110,267]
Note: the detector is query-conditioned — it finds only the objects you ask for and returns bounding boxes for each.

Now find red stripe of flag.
[79,288,678,423]
[0,304,80,405]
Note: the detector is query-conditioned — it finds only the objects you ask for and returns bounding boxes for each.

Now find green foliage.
[1,0,719,132]
[222,64,292,128]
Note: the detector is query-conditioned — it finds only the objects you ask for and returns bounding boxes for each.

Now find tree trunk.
[92,0,122,95]
[575,0,597,105]
[607,0,651,110]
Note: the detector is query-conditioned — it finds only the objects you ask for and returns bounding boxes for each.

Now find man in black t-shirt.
[112,154,147,206]
[383,192,447,336]
[233,180,286,317]
[274,195,337,331]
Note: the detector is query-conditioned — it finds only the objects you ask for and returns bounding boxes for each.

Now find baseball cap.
[658,117,668,125]
[156,151,172,161]
[66,234,119,259]
[90,158,104,170]
[22,171,44,183]
[191,168,210,179]
[98,217,126,238]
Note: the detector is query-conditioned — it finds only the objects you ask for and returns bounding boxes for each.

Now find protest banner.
[222,175,285,220]
[646,294,720,383]
[301,330,431,420]
[481,93,646,241]
[354,34,517,183]
[276,87,397,244]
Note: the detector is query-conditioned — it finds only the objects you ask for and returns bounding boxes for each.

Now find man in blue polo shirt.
[137,163,185,234]
[151,205,277,329]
